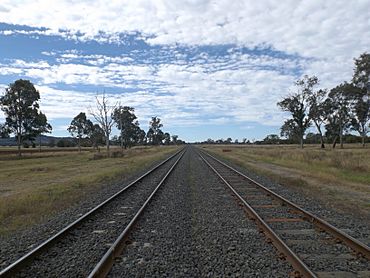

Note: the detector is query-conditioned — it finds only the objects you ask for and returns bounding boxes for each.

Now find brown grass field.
[201,144,370,219]
[0,146,180,235]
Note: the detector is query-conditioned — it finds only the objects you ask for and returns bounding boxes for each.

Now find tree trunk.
[17,135,21,157]
[332,136,338,149]
[361,126,365,147]
[315,122,325,149]
[320,137,325,149]
[339,125,343,149]
[106,134,110,157]
[299,132,304,149]
[362,133,365,147]
[39,135,42,152]
[120,136,124,149]
[78,137,81,152]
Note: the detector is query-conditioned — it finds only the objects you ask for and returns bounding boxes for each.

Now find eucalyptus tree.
[68,112,93,152]
[0,123,10,138]
[277,75,317,148]
[32,112,52,151]
[351,53,370,147]
[0,79,51,156]
[112,106,140,149]
[163,132,171,145]
[308,88,327,148]
[171,134,178,145]
[325,83,353,148]
[148,117,164,145]
[90,124,105,150]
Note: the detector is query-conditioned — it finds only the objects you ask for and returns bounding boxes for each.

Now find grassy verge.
[201,144,370,218]
[0,146,180,235]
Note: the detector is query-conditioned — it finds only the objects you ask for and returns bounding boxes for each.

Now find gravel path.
[0,150,181,276]
[109,147,293,277]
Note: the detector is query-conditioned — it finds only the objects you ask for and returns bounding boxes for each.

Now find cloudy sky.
[0,0,369,142]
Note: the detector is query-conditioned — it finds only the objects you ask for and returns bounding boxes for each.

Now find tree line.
[278,52,369,148]
[68,106,183,155]
[0,79,184,157]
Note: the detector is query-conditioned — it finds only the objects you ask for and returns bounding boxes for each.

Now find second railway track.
[0,148,185,277]
[198,149,370,278]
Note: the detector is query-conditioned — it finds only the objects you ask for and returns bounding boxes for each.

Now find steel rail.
[200,149,370,261]
[88,149,185,277]
[0,148,184,277]
[198,151,317,278]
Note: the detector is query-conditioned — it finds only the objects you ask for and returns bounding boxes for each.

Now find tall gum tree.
[326,83,352,149]
[0,79,50,156]
[68,112,93,152]
[308,88,327,148]
[351,53,370,147]
[278,75,316,148]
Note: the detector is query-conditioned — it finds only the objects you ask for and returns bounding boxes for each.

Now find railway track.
[0,148,185,277]
[198,149,370,278]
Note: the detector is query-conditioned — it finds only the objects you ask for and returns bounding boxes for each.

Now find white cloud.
[0,0,369,135]
[0,1,368,57]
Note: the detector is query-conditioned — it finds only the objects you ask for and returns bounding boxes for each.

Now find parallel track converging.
[0,148,185,277]
[198,149,370,278]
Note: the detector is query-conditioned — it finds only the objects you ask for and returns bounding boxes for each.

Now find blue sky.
[0,1,369,142]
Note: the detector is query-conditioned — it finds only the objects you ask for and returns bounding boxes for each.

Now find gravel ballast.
[202,147,370,242]
[200,148,370,275]
[2,146,369,276]
[109,147,293,277]
[0,150,182,276]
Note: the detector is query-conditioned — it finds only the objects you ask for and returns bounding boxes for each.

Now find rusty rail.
[200,150,370,261]
[88,150,185,277]
[198,151,317,278]
[0,148,184,277]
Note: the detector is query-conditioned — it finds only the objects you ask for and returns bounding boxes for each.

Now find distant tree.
[112,106,141,149]
[325,83,353,148]
[56,139,75,148]
[0,123,10,138]
[263,134,280,144]
[0,79,48,157]
[90,124,105,150]
[90,94,116,156]
[351,53,370,147]
[172,135,179,145]
[280,119,300,143]
[111,135,120,146]
[206,138,214,144]
[32,112,52,151]
[163,132,171,145]
[305,132,321,144]
[242,138,247,144]
[234,139,239,144]
[148,117,163,145]
[216,139,224,144]
[68,112,93,152]
[226,137,232,144]
[135,127,146,145]
[278,75,316,148]
[308,88,327,148]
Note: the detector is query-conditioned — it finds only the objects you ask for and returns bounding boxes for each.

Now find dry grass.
[0,146,180,235]
[202,144,370,217]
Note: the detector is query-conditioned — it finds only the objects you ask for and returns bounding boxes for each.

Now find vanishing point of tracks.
[1,146,369,277]
[0,148,185,277]
[199,149,370,278]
